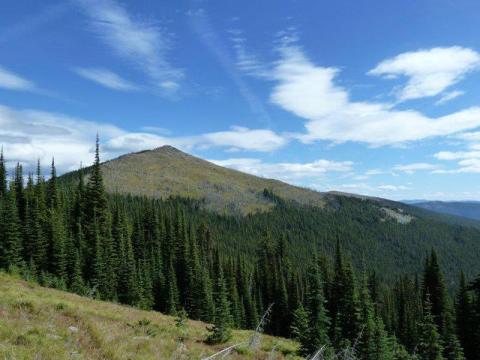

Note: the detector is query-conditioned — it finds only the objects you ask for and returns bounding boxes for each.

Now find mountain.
[408,200,480,221]
[59,146,480,284]
[0,273,299,359]
[64,145,327,215]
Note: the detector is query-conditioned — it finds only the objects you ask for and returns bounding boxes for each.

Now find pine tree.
[13,163,26,224]
[165,257,179,315]
[358,268,377,360]
[291,304,310,356]
[48,209,67,279]
[455,272,473,360]
[70,250,85,295]
[46,158,58,209]
[0,190,23,270]
[468,274,480,358]
[90,215,106,298]
[423,249,449,336]
[304,260,332,357]
[206,253,232,344]
[418,294,445,360]
[0,148,6,198]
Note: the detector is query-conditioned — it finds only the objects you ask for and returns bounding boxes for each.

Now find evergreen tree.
[206,253,232,344]
[0,190,23,269]
[423,249,449,336]
[455,272,473,360]
[358,268,377,360]
[291,304,310,356]
[0,148,6,198]
[417,294,445,360]
[70,250,85,295]
[304,260,332,356]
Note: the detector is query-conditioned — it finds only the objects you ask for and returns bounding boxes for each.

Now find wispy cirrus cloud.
[187,9,272,125]
[435,90,464,105]
[0,66,36,91]
[77,0,183,94]
[369,47,480,102]
[74,67,139,91]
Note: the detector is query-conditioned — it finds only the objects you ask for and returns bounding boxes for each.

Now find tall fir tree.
[0,147,6,198]
[417,294,445,360]
[0,190,23,269]
[455,272,473,360]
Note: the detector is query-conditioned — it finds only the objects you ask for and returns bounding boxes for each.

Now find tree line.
[0,141,479,359]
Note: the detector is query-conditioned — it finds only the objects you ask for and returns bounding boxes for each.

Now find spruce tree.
[0,190,23,270]
[70,250,85,295]
[423,249,449,336]
[455,272,473,360]
[206,253,232,344]
[291,304,310,356]
[0,148,6,198]
[418,294,445,360]
[304,260,332,356]
[358,269,377,360]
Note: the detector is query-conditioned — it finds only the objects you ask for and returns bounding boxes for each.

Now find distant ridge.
[409,200,480,221]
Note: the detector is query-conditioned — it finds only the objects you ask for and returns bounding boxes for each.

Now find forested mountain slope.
[2,143,480,359]
[58,146,480,285]
[62,145,327,215]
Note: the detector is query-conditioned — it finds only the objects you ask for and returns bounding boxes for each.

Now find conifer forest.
[1,140,480,360]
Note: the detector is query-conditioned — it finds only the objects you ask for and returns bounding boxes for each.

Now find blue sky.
[2,0,480,200]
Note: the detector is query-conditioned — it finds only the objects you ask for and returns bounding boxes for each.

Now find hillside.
[409,200,480,221]
[63,145,327,215]
[58,145,480,284]
[0,273,299,359]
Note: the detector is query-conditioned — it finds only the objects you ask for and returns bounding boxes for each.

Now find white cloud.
[435,90,464,105]
[434,149,480,173]
[393,162,439,174]
[77,0,183,93]
[0,104,287,174]
[0,66,36,91]
[378,184,409,191]
[365,169,384,176]
[104,126,287,154]
[455,131,480,142]
[210,157,353,181]
[200,126,287,152]
[0,104,123,173]
[434,150,480,161]
[74,67,139,91]
[369,47,480,101]
[268,44,480,146]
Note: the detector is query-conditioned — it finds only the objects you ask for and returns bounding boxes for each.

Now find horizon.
[2,0,480,201]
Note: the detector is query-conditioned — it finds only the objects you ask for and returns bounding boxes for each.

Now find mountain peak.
[90,146,328,214]
[152,145,183,153]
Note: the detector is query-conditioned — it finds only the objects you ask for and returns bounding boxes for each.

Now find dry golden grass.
[0,273,301,359]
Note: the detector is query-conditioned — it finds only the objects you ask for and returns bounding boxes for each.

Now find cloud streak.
[77,0,183,94]
[74,67,139,91]
[0,66,36,91]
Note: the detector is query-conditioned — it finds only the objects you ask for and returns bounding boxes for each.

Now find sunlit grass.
[0,272,301,359]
